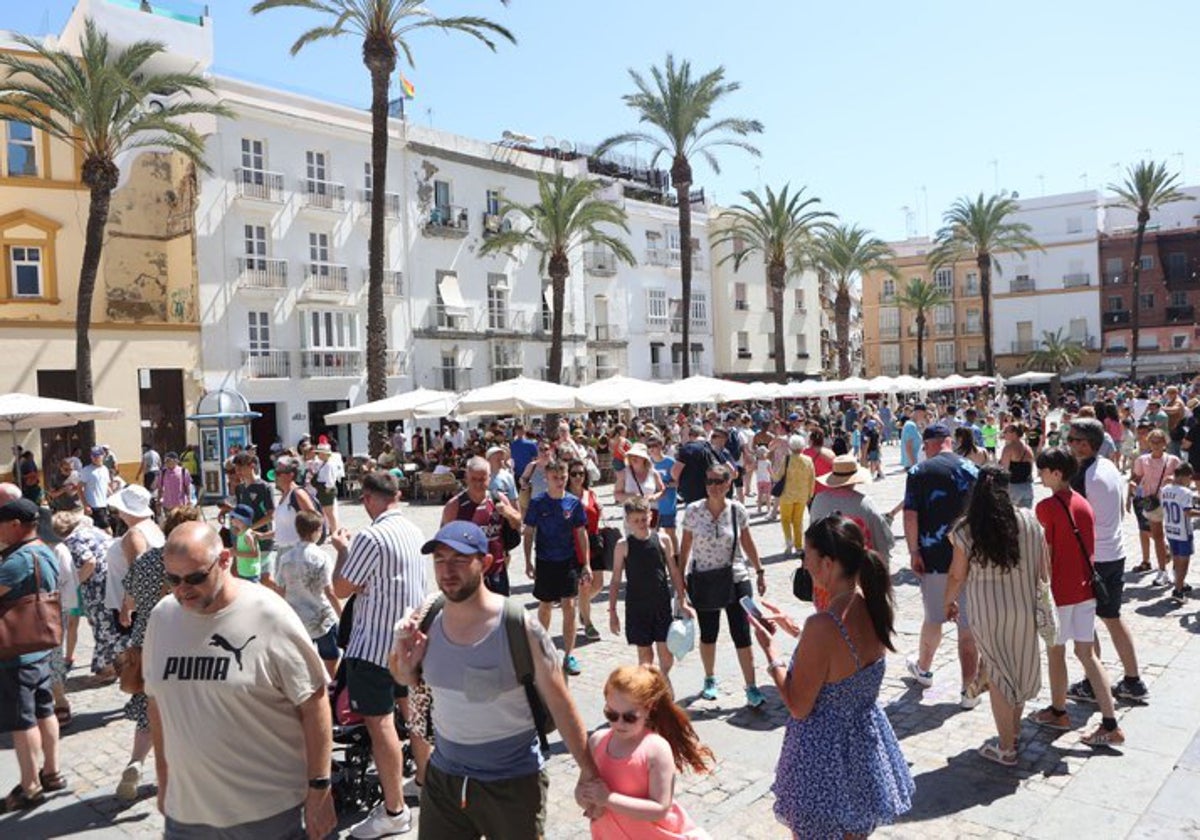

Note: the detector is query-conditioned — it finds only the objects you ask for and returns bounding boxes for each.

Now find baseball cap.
[485,446,506,458]
[0,498,41,523]
[90,446,105,458]
[229,504,256,526]
[922,423,951,441]
[913,403,928,413]
[421,522,489,556]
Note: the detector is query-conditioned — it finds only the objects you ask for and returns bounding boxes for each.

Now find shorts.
[1055,600,1098,645]
[165,804,305,840]
[1168,538,1193,558]
[420,764,547,840]
[657,511,677,530]
[1009,483,1034,509]
[346,657,403,717]
[533,560,580,603]
[919,572,969,627]
[0,657,54,733]
[867,450,881,464]
[313,625,340,661]
[143,471,159,491]
[1134,503,1150,533]
[625,600,673,647]
[1093,559,1125,619]
[757,481,772,499]
[588,532,606,572]
[317,486,336,507]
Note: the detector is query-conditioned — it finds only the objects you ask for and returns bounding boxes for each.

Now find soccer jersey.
[1160,484,1197,543]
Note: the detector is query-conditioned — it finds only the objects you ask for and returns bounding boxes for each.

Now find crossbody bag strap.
[729,504,739,566]
[1151,458,1169,497]
[1052,493,1096,574]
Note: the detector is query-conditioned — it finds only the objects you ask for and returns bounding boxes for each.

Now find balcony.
[1166,304,1195,323]
[386,350,409,377]
[360,189,401,218]
[584,248,618,276]
[300,179,347,212]
[1063,272,1091,288]
[242,350,290,379]
[881,365,901,376]
[1104,344,1128,355]
[360,269,404,297]
[689,252,705,271]
[300,349,362,378]
[879,291,896,303]
[437,367,471,391]
[1103,310,1131,326]
[482,213,511,238]
[485,309,529,334]
[650,362,672,381]
[536,366,581,385]
[1011,339,1038,354]
[961,322,983,335]
[425,205,469,237]
[595,363,620,379]
[644,247,669,267]
[234,168,285,203]
[934,363,956,375]
[533,312,579,339]
[302,262,349,296]
[962,359,985,372]
[734,300,750,311]
[737,349,752,359]
[592,323,626,343]
[491,363,524,382]
[1010,277,1036,293]
[963,283,981,297]
[880,326,900,340]
[236,257,287,291]
[418,305,476,335]
[934,322,955,336]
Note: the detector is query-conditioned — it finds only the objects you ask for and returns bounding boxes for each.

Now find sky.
[5,0,1200,241]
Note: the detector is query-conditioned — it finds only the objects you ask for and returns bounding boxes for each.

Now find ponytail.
[858,549,896,651]
[604,664,713,775]
[805,516,896,650]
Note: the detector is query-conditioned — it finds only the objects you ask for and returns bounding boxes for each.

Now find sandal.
[54,706,72,727]
[38,770,67,792]
[978,738,1018,767]
[1,783,45,813]
[1132,561,1152,573]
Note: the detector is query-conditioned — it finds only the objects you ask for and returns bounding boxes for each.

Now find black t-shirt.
[862,425,880,454]
[236,478,276,551]
[1186,422,1200,472]
[676,440,717,504]
[903,452,979,574]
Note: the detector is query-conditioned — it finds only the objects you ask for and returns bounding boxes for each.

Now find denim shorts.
[313,625,340,661]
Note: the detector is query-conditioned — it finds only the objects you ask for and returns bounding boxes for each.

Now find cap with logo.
[421,522,489,556]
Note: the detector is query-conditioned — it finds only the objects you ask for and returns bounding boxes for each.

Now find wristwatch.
[308,777,331,790]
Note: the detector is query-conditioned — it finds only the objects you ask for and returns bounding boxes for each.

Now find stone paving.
[3,445,1200,838]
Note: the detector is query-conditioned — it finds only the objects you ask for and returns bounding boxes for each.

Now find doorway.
[36,369,82,469]
[249,402,279,456]
[138,369,186,456]
[308,400,349,454]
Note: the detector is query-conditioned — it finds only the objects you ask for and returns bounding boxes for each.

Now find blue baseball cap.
[421,522,489,556]
[922,423,952,441]
[230,503,256,526]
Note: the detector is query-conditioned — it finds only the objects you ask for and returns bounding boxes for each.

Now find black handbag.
[686,505,739,610]
[792,553,813,602]
[1053,495,1109,603]
[770,456,790,499]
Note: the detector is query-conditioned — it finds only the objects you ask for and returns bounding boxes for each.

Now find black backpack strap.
[503,598,551,756]
[418,594,446,635]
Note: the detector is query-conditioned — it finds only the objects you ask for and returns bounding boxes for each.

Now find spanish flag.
[399,73,415,100]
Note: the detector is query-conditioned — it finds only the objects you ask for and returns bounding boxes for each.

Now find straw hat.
[819,455,870,488]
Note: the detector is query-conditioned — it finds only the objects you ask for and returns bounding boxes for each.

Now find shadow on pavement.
[885,684,964,741]
[53,707,126,738]
[0,791,151,836]
[901,749,1022,821]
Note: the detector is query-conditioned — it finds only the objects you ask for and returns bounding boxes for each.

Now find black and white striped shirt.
[341,508,430,668]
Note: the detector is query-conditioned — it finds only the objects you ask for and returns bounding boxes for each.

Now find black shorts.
[345,657,405,717]
[0,657,54,733]
[588,533,606,572]
[1133,503,1151,533]
[533,560,580,603]
[1094,560,1125,619]
[625,601,673,647]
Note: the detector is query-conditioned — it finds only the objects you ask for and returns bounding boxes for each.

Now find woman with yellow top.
[772,435,816,557]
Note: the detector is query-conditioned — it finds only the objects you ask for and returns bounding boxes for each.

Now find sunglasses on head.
[603,707,642,724]
[164,557,219,587]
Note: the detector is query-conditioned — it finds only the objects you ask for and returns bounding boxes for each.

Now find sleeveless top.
[452,491,505,560]
[423,611,542,781]
[590,730,708,840]
[273,488,300,548]
[624,534,670,606]
[235,531,261,578]
[1008,459,1033,484]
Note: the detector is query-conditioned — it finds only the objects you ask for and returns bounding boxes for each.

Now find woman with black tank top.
[1000,424,1035,508]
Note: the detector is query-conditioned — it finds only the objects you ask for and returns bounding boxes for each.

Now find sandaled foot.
[38,770,67,792]
[2,784,45,813]
[978,738,1017,766]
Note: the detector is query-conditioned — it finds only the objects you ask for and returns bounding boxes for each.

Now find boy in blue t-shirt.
[522,460,590,675]
[1159,461,1198,603]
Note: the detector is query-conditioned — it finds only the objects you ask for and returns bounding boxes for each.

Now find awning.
[438,274,469,315]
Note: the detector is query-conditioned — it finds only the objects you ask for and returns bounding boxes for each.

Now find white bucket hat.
[108,484,154,519]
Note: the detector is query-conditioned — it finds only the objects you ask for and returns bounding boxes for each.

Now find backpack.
[288,486,329,544]
[419,596,556,755]
[487,491,523,553]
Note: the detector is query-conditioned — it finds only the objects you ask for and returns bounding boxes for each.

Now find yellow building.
[861,239,986,377]
[0,44,201,480]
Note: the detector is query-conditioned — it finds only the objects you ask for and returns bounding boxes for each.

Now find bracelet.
[767,656,790,672]
[755,569,765,576]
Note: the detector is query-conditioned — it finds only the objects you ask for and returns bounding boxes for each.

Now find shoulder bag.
[771,456,790,499]
[0,542,63,660]
[1053,494,1108,604]
[685,504,738,610]
[1133,458,1170,522]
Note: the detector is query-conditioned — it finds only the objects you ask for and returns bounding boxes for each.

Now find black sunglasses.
[569,470,586,477]
[603,707,642,724]
[165,557,219,587]
[705,477,728,485]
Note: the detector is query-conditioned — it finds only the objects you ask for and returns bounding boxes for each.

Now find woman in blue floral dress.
[750,516,913,839]
[53,510,119,677]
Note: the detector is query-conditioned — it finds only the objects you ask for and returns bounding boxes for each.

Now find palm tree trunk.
[76,162,118,451]
[673,155,693,380]
[979,254,994,377]
[835,280,851,379]
[364,39,396,457]
[916,314,926,377]
[1129,214,1148,382]
[770,265,785,383]
[547,256,568,385]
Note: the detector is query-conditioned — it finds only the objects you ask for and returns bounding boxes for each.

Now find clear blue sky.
[7,0,1199,240]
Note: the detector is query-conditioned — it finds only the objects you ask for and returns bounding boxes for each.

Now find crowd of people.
[0,375,1197,838]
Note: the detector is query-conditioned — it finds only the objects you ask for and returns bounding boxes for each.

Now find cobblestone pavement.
[3,445,1200,838]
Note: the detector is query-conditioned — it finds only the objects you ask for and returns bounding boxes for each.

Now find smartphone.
[739,595,775,634]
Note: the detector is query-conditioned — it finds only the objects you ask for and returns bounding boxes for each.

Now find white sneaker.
[350,803,413,838]
[905,656,934,688]
[960,690,983,710]
[1153,570,1172,587]
[116,762,141,802]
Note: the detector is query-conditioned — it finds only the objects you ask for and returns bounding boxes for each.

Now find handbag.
[793,563,814,602]
[1133,459,1169,521]
[115,646,145,695]
[1053,494,1108,604]
[0,542,63,660]
[771,456,790,499]
[1034,576,1058,648]
[686,505,739,611]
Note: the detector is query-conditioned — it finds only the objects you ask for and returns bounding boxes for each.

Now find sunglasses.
[569,471,586,477]
[165,557,219,587]
[705,477,728,486]
[1066,436,1084,443]
[603,707,642,724]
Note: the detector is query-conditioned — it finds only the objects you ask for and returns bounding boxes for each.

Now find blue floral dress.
[771,613,913,838]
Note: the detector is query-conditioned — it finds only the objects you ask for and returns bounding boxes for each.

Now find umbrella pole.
[7,420,16,481]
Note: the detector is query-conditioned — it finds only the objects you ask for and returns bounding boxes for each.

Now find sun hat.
[819,455,870,488]
[108,485,155,519]
[624,443,652,464]
[485,445,507,458]
[315,442,332,455]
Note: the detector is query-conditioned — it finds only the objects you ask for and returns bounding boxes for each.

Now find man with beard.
[390,522,601,839]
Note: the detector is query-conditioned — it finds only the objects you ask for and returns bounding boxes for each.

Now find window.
[362,161,372,191]
[1068,318,1088,342]
[309,232,330,266]
[9,245,41,296]
[732,236,746,258]
[244,224,267,269]
[935,342,955,366]
[880,344,899,372]
[879,307,900,331]
[307,310,358,349]
[6,121,37,177]
[1139,255,1154,271]
[1173,334,1189,350]
[1107,296,1124,312]
[794,288,805,311]
[241,138,264,172]
[1140,293,1155,310]
[737,331,750,358]
[767,332,776,358]
[934,304,953,325]
[666,228,681,264]
[668,298,684,331]
[1171,290,1188,307]
[1066,216,1082,234]
[795,334,806,358]
[1105,257,1122,278]
[934,268,953,294]
[433,180,451,214]
[487,273,509,330]
[1167,252,1188,280]
[882,278,896,298]
[441,351,459,390]
[646,289,667,326]
[306,151,327,184]
[734,282,748,310]
[247,311,271,354]
[965,307,981,332]
[690,292,708,328]
[486,189,501,216]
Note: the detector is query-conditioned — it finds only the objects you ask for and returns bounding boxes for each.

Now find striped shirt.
[341,508,430,668]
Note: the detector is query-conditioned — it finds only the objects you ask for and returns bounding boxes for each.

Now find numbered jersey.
[1159,484,1197,543]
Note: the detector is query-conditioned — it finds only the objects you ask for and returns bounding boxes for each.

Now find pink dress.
[590,730,710,840]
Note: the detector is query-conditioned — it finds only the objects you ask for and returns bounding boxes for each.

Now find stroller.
[328,661,416,815]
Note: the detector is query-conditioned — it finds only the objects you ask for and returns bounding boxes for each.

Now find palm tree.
[252,0,515,455]
[1025,328,1085,403]
[0,19,229,449]
[894,278,949,377]
[711,186,833,382]
[478,172,634,384]
[928,193,1041,377]
[1108,161,1188,381]
[597,54,762,379]
[812,224,897,379]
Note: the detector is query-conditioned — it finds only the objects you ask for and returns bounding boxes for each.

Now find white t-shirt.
[1083,457,1126,564]
[1160,484,1197,543]
[277,542,337,638]
[143,582,327,828]
[80,464,110,507]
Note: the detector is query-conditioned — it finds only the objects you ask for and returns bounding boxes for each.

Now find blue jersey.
[524,492,586,563]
